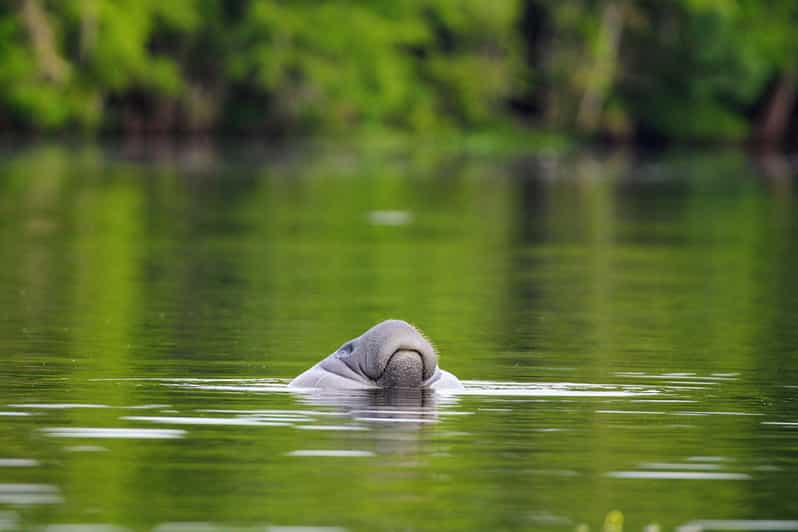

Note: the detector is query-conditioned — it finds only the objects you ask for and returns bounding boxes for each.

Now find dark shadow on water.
[290,388,459,455]
[292,387,449,419]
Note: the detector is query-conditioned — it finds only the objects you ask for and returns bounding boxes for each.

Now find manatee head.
[290,319,462,390]
[335,320,437,388]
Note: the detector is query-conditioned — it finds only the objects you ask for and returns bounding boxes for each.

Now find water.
[1,143,797,531]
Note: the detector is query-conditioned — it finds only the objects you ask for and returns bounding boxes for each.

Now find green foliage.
[1,0,797,141]
[221,1,520,131]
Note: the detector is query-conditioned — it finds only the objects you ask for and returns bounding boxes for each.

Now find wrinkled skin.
[289,320,463,390]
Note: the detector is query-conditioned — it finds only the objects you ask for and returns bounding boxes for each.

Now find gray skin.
[289,320,463,390]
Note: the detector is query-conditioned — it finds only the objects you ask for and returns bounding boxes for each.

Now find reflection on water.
[1,144,797,530]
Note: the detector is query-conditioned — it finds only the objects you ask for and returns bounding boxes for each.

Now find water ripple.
[121,416,290,427]
[676,520,798,531]
[287,450,374,457]
[153,525,347,532]
[638,462,724,471]
[43,526,130,532]
[0,459,38,467]
[105,377,663,399]
[10,403,108,409]
[606,471,750,480]
[41,428,186,439]
[456,381,660,397]
[0,484,62,505]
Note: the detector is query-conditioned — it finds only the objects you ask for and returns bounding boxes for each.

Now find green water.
[0,144,797,531]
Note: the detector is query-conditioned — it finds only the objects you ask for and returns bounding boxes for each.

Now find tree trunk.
[577,1,624,134]
[755,69,797,146]
[20,0,69,83]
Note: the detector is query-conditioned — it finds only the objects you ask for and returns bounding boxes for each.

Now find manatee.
[289,320,463,390]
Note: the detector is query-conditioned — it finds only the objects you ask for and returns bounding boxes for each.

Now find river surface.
[0,143,797,531]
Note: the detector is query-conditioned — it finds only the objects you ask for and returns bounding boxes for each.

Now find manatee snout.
[376,349,425,388]
[361,320,437,386]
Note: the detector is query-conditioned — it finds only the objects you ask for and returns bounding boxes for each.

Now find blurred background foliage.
[2,0,798,143]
